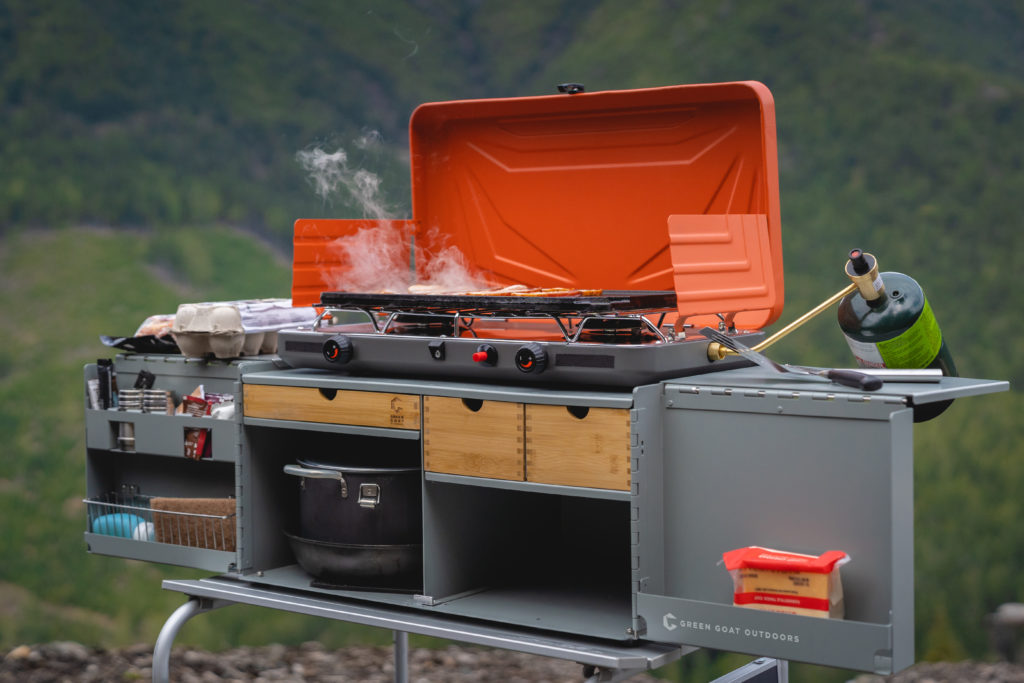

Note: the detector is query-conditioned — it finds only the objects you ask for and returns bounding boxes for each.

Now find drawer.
[242,385,420,430]
[525,405,631,491]
[423,396,524,481]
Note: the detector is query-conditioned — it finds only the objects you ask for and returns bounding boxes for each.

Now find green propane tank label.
[876,299,943,368]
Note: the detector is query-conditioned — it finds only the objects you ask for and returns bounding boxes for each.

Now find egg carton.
[171,298,318,359]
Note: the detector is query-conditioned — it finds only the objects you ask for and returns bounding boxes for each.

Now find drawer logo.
[390,398,405,426]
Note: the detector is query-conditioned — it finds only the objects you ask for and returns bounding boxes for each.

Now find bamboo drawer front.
[423,396,524,481]
[525,405,631,491]
[243,385,420,430]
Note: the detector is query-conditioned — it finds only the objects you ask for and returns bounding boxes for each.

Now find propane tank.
[837,248,957,421]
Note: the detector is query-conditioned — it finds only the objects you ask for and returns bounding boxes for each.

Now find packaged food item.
[723,546,849,619]
[205,392,235,420]
[134,314,176,338]
[182,395,212,460]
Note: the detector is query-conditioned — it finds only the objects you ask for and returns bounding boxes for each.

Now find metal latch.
[358,483,381,508]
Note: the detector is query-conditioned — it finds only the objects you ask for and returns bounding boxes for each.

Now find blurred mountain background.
[0,1,1020,680]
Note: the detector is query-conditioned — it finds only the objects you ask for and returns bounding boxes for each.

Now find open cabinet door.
[630,377,915,674]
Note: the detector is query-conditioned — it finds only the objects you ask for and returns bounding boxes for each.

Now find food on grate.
[454,286,604,297]
[403,283,604,297]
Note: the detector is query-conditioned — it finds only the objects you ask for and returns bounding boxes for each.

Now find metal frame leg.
[393,630,409,683]
[152,597,227,683]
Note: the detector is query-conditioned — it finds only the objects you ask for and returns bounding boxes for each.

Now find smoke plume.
[297,141,489,293]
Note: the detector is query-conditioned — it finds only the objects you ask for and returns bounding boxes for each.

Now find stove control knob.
[515,342,547,373]
[472,344,498,366]
[322,335,353,364]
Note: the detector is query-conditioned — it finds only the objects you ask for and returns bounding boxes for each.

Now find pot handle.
[283,464,348,498]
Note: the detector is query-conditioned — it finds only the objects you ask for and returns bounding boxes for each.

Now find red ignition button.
[473,344,497,366]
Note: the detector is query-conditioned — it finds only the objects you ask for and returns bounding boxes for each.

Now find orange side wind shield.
[293,81,783,328]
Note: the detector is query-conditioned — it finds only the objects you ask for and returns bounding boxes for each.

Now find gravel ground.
[4,642,1024,682]
[0,641,660,682]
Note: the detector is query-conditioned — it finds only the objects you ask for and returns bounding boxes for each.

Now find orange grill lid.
[293,81,782,328]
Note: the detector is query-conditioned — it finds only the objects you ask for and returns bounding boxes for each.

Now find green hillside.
[1,1,1021,679]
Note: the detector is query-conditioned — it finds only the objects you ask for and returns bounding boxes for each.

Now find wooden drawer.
[423,396,524,481]
[243,385,420,430]
[525,405,631,491]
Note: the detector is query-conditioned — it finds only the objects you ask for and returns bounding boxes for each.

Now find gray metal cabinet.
[236,370,639,641]
[84,358,1006,675]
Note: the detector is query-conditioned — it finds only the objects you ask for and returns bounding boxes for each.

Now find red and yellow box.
[723,546,849,619]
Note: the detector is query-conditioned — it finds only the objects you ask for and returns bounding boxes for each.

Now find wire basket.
[85,490,236,552]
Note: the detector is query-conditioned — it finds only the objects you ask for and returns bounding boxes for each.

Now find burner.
[578,318,663,345]
[385,314,455,337]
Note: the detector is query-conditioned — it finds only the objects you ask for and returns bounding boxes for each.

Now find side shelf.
[85,409,238,462]
[83,355,276,573]
[84,533,237,573]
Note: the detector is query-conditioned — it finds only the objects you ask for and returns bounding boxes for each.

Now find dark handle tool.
[700,327,883,391]
[808,367,883,391]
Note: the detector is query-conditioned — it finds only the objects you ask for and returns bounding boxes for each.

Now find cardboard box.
[723,546,849,619]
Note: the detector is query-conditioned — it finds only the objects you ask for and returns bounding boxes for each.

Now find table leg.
[394,630,409,683]
[152,597,227,683]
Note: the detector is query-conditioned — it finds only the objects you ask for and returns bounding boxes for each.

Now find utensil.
[700,327,883,391]
[782,364,885,390]
[837,368,943,383]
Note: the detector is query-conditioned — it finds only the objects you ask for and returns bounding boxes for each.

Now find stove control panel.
[515,342,548,373]
[322,335,353,364]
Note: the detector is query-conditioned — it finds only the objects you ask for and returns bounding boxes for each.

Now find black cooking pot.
[283,456,422,546]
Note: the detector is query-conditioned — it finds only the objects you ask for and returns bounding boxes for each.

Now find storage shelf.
[428,583,634,642]
[240,564,422,609]
[85,409,238,462]
[85,533,236,573]
[243,416,420,440]
[425,472,630,501]
[636,593,895,674]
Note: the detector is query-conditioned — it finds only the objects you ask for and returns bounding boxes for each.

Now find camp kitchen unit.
[82,82,1008,679]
